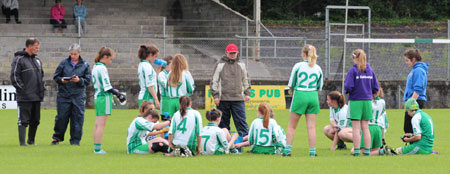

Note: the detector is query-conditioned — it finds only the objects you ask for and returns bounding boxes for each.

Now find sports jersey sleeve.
[169,115,177,135]
[411,115,422,136]
[288,64,299,88]
[100,66,112,91]
[144,64,155,88]
[135,118,155,131]
[217,129,229,150]
[344,68,355,94]
[317,67,323,91]
[185,71,195,96]
[329,108,335,121]
[194,111,202,137]
[248,120,256,146]
[158,72,168,91]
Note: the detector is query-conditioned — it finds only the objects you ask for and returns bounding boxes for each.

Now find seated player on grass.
[235,105,286,154]
[200,108,240,155]
[323,91,351,150]
[247,103,285,154]
[127,110,171,154]
[394,98,434,155]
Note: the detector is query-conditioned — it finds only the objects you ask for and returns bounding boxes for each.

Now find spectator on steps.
[50,0,67,33]
[2,0,21,24]
[73,0,86,34]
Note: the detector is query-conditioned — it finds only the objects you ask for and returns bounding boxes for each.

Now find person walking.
[10,38,45,146]
[210,43,251,137]
[51,43,91,145]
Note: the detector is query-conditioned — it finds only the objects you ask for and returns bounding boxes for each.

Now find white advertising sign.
[0,85,17,109]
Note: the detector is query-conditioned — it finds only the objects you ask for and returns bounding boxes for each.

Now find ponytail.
[258,103,272,129]
[206,108,222,122]
[179,96,192,117]
[302,44,318,67]
[138,44,159,60]
[352,49,367,72]
[95,46,114,63]
[328,91,346,108]
[404,49,423,62]
[374,81,384,98]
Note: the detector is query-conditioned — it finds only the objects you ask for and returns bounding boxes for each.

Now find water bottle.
[153,59,167,66]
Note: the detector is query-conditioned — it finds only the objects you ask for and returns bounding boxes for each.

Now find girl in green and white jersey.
[92,47,125,154]
[200,108,239,155]
[165,54,195,116]
[127,110,171,154]
[157,56,173,116]
[137,45,160,108]
[284,44,323,157]
[248,103,284,154]
[323,91,352,150]
[168,96,202,157]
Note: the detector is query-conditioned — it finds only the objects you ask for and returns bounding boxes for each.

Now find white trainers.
[182,146,193,157]
[173,146,181,157]
[94,149,107,154]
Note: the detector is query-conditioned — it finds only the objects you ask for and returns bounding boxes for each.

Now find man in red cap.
[210,43,251,137]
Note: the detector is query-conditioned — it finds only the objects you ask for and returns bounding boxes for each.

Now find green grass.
[1,109,449,173]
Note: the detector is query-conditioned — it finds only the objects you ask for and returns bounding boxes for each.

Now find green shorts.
[290,91,320,115]
[131,144,150,154]
[361,125,382,149]
[401,144,432,155]
[251,145,275,154]
[214,148,226,155]
[160,96,171,115]
[95,94,113,116]
[349,100,372,120]
[165,97,180,117]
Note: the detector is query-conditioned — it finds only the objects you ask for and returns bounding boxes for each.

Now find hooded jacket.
[344,63,379,100]
[210,56,251,101]
[404,62,429,101]
[53,56,91,99]
[10,50,45,102]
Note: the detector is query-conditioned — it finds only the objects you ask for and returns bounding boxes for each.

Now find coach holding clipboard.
[10,38,45,146]
[210,43,251,137]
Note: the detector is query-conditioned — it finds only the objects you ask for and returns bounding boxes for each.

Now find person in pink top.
[50,0,66,33]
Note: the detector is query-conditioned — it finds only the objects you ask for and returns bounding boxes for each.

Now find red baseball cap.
[225,43,239,53]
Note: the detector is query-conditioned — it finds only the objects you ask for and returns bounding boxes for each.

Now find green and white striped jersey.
[138,60,157,100]
[412,110,434,151]
[371,97,386,126]
[167,71,195,98]
[92,62,112,99]
[158,69,170,97]
[288,60,323,91]
[329,105,350,128]
[200,123,229,155]
[126,117,155,154]
[373,98,389,129]
[169,108,202,148]
[248,117,279,148]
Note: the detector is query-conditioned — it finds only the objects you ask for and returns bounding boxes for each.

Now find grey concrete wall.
[3,79,448,109]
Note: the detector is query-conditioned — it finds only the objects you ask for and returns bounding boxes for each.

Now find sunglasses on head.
[352,53,357,57]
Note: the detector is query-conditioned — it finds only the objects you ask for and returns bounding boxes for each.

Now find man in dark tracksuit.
[51,44,91,145]
[10,38,45,146]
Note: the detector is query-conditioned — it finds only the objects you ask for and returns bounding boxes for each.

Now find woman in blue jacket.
[344,49,379,156]
[403,49,428,134]
[51,43,91,145]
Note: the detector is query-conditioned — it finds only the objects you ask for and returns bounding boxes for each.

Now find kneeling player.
[323,91,351,150]
[200,109,240,155]
[394,98,434,155]
[127,110,171,154]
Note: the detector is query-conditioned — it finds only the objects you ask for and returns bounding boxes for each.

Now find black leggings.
[403,100,425,134]
[50,19,67,29]
[3,8,19,21]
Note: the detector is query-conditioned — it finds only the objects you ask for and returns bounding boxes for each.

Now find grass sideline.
[0,109,449,173]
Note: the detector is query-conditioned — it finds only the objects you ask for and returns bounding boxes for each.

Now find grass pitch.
[0,108,449,174]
